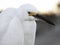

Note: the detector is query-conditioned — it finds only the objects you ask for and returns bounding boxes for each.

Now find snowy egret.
[0,4,37,45]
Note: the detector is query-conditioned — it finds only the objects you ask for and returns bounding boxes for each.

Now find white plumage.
[1,17,24,45]
[0,8,17,40]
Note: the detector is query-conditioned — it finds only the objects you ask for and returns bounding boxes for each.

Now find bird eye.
[28,12,31,14]
[28,11,37,16]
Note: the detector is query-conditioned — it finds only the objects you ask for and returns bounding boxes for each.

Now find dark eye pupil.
[28,12,30,14]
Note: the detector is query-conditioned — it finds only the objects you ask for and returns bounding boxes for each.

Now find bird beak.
[28,12,55,26]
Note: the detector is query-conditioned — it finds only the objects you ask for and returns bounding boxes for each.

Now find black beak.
[33,14,55,26]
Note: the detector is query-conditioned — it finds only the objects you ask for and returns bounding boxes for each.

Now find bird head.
[17,4,55,25]
[17,4,38,21]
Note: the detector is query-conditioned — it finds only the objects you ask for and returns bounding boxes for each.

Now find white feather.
[1,17,24,45]
[0,8,17,42]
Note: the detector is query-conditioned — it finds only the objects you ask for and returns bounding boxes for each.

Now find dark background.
[35,14,60,45]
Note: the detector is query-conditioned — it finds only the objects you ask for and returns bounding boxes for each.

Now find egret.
[1,4,38,45]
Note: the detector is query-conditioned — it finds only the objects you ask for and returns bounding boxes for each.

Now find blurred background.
[0,0,60,14]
